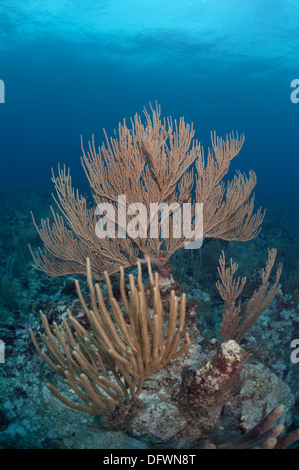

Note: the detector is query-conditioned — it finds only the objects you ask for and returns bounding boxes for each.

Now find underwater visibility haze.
[0,0,299,451]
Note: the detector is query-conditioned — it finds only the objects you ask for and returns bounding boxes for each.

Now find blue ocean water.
[0,0,299,451]
[1,0,299,221]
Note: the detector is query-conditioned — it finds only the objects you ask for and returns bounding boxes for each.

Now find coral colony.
[29,105,299,449]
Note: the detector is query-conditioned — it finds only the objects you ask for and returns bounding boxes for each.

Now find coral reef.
[26,251,297,448]
[0,113,298,449]
[197,406,299,449]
